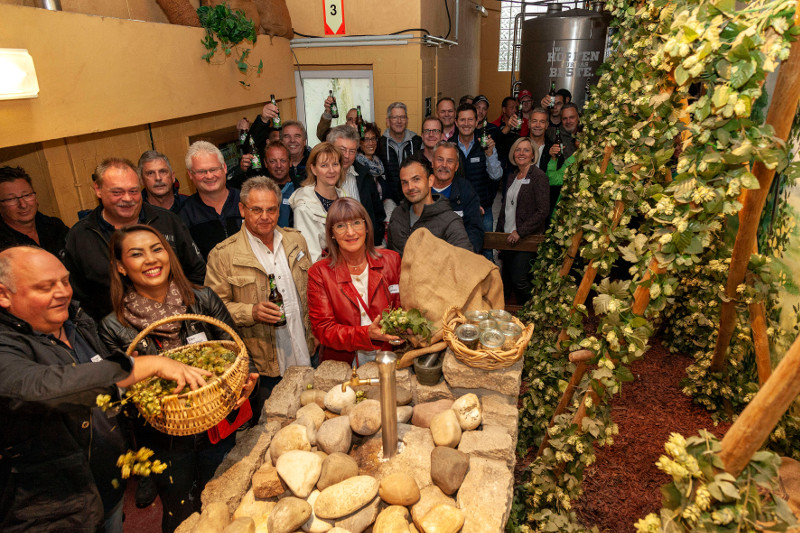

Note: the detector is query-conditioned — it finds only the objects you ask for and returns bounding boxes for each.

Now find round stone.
[267,496,312,533]
[429,409,462,448]
[349,399,382,436]
[378,472,420,506]
[318,452,360,491]
[313,476,379,520]
[451,393,482,431]
[325,385,357,414]
[275,450,323,498]
[430,447,469,495]
[270,423,312,465]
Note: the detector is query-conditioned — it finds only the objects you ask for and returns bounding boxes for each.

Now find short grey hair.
[281,120,308,141]
[530,107,549,117]
[138,150,173,176]
[240,176,282,205]
[386,102,407,118]
[94,158,138,188]
[326,125,360,144]
[185,141,224,171]
[434,141,459,154]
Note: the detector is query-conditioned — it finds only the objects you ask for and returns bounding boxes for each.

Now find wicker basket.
[442,306,533,370]
[125,313,249,436]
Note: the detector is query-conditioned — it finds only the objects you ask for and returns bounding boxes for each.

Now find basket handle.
[125,313,245,358]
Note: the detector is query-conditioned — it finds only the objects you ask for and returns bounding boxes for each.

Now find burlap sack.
[253,0,294,39]
[399,228,504,325]
[202,0,262,31]
[156,0,201,26]
[780,456,800,518]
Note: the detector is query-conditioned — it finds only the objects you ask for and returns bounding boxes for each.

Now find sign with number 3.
[323,0,345,35]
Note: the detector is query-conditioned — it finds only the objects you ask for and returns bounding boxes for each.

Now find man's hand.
[508,114,521,130]
[237,117,251,132]
[367,314,400,343]
[507,230,521,245]
[549,144,562,157]
[483,136,496,157]
[261,101,279,122]
[323,96,334,114]
[234,372,259,409]
[240,154,254,172]
[541,95,552,108]
[117,355,213,393]
[252,301,284,324]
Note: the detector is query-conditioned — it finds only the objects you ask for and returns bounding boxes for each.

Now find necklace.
[346,258,367,272]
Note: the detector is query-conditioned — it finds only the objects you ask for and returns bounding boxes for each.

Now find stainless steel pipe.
[376,351,398,459]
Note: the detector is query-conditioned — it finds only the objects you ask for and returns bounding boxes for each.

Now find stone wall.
[178,350,521,532]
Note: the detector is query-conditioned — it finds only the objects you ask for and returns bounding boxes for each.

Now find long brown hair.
[301,142,345,187]
[109,224,196,325]
[324,198,380,267]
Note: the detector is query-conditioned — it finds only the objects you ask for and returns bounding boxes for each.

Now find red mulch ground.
[516,338,731,532]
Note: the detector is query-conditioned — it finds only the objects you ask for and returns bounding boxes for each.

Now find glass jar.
[499,322,523,350]
[489,309,512,323]
[479,329,505,351]
[478,319,498,331]
[456,323,480,350]
[464,310,489,325]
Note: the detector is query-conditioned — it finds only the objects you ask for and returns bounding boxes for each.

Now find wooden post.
[718,330,800,477]
[710,37,800,373]
[631,257,667,316]
[749,302,772,385]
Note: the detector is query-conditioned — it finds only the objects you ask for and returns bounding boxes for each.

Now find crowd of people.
[0,87,581,532]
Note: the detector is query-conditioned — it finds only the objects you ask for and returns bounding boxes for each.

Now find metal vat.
[519,8,611,108]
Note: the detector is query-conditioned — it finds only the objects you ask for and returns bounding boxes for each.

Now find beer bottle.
[329,90,339,119]
[548,81,556,109]
[479,121,489,149]
[270,94,281,129]
[248,136,262,172]
[517,107,524,133]
[356,105,366,140]
[554,127,565,166]
[268,274,287,327]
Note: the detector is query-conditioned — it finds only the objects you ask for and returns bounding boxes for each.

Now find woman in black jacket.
[496,137,550,304]
[98,224,257,533]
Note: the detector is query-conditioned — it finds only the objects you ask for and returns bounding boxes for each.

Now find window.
[498,2,552,72]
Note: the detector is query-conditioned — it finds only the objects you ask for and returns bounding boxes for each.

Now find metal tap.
[342,364,379,392]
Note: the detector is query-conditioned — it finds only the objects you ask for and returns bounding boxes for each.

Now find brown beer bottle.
[268,274,287,327]
[356,105,366,140]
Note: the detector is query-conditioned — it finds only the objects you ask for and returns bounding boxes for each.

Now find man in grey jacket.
[387,156,473,255]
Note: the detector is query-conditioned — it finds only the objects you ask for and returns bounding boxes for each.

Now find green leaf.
[616,366,634,382]
[740,172,760,189]
[714,0,735,12]
[674,66,690,86]
[730,60,756,89]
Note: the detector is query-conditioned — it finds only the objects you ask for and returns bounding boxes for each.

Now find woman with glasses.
[289,142,345,263]
[307,198,402,365]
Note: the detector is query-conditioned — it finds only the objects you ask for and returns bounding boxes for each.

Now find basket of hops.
[441,306,533,370]
[124,313,249,436]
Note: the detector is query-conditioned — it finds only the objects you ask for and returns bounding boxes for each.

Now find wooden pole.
[749,302,772,385]
[710,37,800,373]
[718,330,800,477]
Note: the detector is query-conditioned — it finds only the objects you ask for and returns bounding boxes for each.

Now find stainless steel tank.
[519,8,611,108]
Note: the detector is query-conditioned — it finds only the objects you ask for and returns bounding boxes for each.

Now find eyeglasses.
[191,166,223,177]
[389,115,408,122]
[0,192,36,206]
[332,219,366,235]
[362,137,378,143]
[242,204,279,217]
[422,129,442,135]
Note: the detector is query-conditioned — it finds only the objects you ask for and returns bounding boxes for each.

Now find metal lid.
[464,310,489,321]
[480,329,505,349]
[489,309,512,322]
[456,323,480,342]
[500,322,523,336]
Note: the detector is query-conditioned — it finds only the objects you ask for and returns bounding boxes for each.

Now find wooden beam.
[482,232,544,253]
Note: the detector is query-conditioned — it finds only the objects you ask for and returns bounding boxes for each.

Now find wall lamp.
[0,49,40,101]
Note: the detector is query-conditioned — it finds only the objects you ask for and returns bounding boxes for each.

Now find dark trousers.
[501,250,535,305]
[250,374,283,424]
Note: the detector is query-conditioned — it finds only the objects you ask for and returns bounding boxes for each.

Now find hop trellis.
[510,0,799,531]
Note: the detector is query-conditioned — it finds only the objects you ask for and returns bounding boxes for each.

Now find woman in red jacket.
[307,197,401,365]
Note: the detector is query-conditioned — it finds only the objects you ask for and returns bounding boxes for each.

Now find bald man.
[0,246,209,532]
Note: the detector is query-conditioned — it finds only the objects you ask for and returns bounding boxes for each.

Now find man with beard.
[431,142,483,253]
[64,158,205,321]
[544,103,581,210]
[138,151,187,213]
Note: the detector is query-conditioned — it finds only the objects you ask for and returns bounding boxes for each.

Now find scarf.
[122,281,188,351]
[356,153,385,178]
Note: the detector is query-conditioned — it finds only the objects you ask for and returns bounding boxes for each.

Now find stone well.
[177,350,522,533]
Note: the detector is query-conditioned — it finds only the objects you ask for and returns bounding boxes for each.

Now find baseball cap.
[517,89,533,101]
[473,94,489,106]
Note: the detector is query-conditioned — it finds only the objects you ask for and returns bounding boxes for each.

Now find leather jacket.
[307,250,402,363]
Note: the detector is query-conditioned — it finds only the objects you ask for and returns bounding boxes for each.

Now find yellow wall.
[479,4,514,118]
[289,0,421,37]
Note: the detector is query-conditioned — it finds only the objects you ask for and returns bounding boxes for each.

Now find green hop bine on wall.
[197,3,264,86]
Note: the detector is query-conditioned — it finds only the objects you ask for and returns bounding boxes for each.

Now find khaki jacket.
[205,226,314,377]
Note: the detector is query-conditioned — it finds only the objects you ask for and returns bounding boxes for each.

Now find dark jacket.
[352,160,386,246]
[0,211,69,257]
[63,203,206,322]
[496,165,550,238]
[307,250,402,364]
[376,130,423,204]
[0,304,130,532]
[179,189,243,260]
[387,195,473,255]
[142,188,188,214]
[434,177,484,253]
[457,134,500,210]
[289,147,312,189]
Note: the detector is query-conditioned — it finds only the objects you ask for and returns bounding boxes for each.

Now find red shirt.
[491,114,529,137]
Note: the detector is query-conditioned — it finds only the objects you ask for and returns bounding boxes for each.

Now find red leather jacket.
[307,249,402,364]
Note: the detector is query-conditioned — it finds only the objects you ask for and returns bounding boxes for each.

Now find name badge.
[454,210,464,217]
[282,198,290,205]
[186,332,208,345]
[470,157,481,163]
[521,179,530,184]
[90,354,103,363]
[297,251,305,261]
[388,284,400,294]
